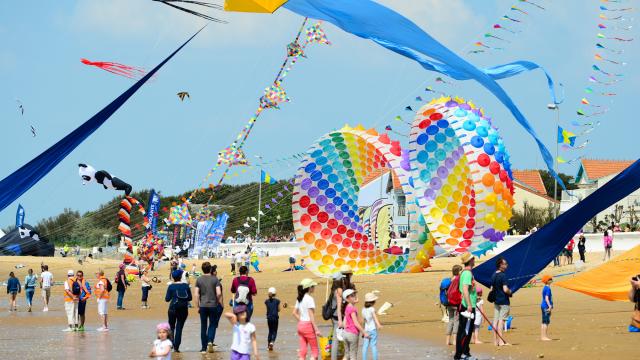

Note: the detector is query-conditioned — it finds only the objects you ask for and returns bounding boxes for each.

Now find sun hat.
[541,275,553,284]
[332,272,345,280]
[342,288,356,300]
[156,322,171,332]
[339,264,353,274]
[364,292,379,302]
[67,269,75,276]
[233,304,248,314]
[300,278,318,289]
[460,252,475,265]
[268,287,277,294]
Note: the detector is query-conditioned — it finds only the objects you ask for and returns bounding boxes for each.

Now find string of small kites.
[558,0,635,165]
[173,18,330,219]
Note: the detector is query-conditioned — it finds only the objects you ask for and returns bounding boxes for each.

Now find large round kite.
[292,126,414,276]
[409,97,514,256]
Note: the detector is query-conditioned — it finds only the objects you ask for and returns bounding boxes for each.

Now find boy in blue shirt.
[541,275,553,341]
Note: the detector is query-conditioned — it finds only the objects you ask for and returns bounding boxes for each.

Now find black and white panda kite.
[78,163,132,195]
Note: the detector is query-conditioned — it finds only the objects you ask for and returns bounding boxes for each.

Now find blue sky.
[1,0,638,227]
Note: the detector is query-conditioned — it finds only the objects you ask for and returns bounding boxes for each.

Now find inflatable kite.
[556,244,640,302]
[292,125,422,276]
[81,58,147,80]
[78,164,133,195]
[409,97,514,256]
[0,224,54,257]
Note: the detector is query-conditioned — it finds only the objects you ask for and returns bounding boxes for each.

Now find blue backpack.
[439,278,452,306]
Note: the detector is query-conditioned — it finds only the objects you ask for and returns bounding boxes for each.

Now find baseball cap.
[268,287,277,294]
[342,289,356,300]
[67,270,75,276]
[300,278,318,289]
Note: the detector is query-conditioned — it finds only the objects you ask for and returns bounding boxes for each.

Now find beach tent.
[0,224,54,257]
[556,245,640,301]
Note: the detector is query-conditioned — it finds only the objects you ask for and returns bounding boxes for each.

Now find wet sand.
[0,254,634,359]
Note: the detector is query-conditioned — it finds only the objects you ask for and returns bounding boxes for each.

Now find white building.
[357,168,409,237]
[560,159,639,232]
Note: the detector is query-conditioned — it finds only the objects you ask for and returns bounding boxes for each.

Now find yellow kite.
[224,0,288,13]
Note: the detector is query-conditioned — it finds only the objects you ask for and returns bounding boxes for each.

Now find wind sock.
[597,33,633,41]
[260,170,277,184]
[594,53,626,65]
[592,64,623,77]
[557,127,576,147]
[510,6,529,15]
[484,33,509,42]
[596,43,624,54]
[502,15,522,22]
[474,41,503,50]
[493,23,518,33]
[600,5,634,11]
[589,75,620,85]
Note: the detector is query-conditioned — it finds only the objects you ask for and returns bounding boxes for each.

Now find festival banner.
[15,204,25,228]
[147,189,161,235]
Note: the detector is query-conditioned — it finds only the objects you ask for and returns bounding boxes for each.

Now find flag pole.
[257,167,262,239]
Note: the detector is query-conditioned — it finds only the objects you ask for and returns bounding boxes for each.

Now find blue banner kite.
[15,204,25,228]
[147,189,161,235]
[283,0,566,190]
[0,27,204,213]
[474,158,640,293]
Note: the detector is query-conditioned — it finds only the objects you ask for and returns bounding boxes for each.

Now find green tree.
[539,170,579,199]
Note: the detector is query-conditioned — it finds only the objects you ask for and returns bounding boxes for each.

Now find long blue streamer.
[0,28,204,213]
[282,0,566,189]
[473,158,640,293]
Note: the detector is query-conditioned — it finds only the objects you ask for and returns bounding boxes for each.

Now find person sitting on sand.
[541,275,554,341]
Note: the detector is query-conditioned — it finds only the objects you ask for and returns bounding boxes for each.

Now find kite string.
[185,19,328,219]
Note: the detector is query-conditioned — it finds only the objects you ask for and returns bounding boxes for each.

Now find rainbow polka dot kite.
[293,97,515,276]
[410,97,514,256]
[292,125,412,276]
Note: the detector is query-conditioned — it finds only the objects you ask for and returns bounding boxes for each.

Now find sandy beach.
[0,253,635,359]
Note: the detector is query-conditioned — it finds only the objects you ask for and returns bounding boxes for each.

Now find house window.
[397,196,406,216]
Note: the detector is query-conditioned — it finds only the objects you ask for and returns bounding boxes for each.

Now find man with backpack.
[95,269,111,332]
[454,253,478,360]
[75,270,92,332]
[63,269,80,331]
[443,265,462,346]
[231,265,257,321]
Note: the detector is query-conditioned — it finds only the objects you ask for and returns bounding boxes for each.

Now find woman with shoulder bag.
[165,270,192,353]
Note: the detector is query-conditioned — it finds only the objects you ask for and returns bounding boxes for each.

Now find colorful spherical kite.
[292,125,412,276]
[409,97,514,256]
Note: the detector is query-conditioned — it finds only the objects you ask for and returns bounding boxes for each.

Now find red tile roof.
[581,159,634,180]
[361,168,390,188]
[360,168,403,191]
[511,170,547,195]
[513,182,559,204]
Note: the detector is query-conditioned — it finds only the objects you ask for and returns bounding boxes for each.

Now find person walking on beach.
[294,278,321,360]
[165,269,192,353]
[95,269,110,331]
[24,268,37,312]
[63,269,80,331]
[231,266,257,321]
[40,264,53,312]
[76,270,91,331]
[195,262,223,353]
[7,271,21,311]
[491,257,512,346]
[454,253,477,360]
[540,275,554,341]
[362,292,382,360]
[225,304,259,360]
[265,287,282,351]
[331,265,355,360]
[444,265,462,346]
[343,289,368,360]
[115,264,129,310]
[603,226,614,261]
[578,233,587,262]
[141,268,152,309]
